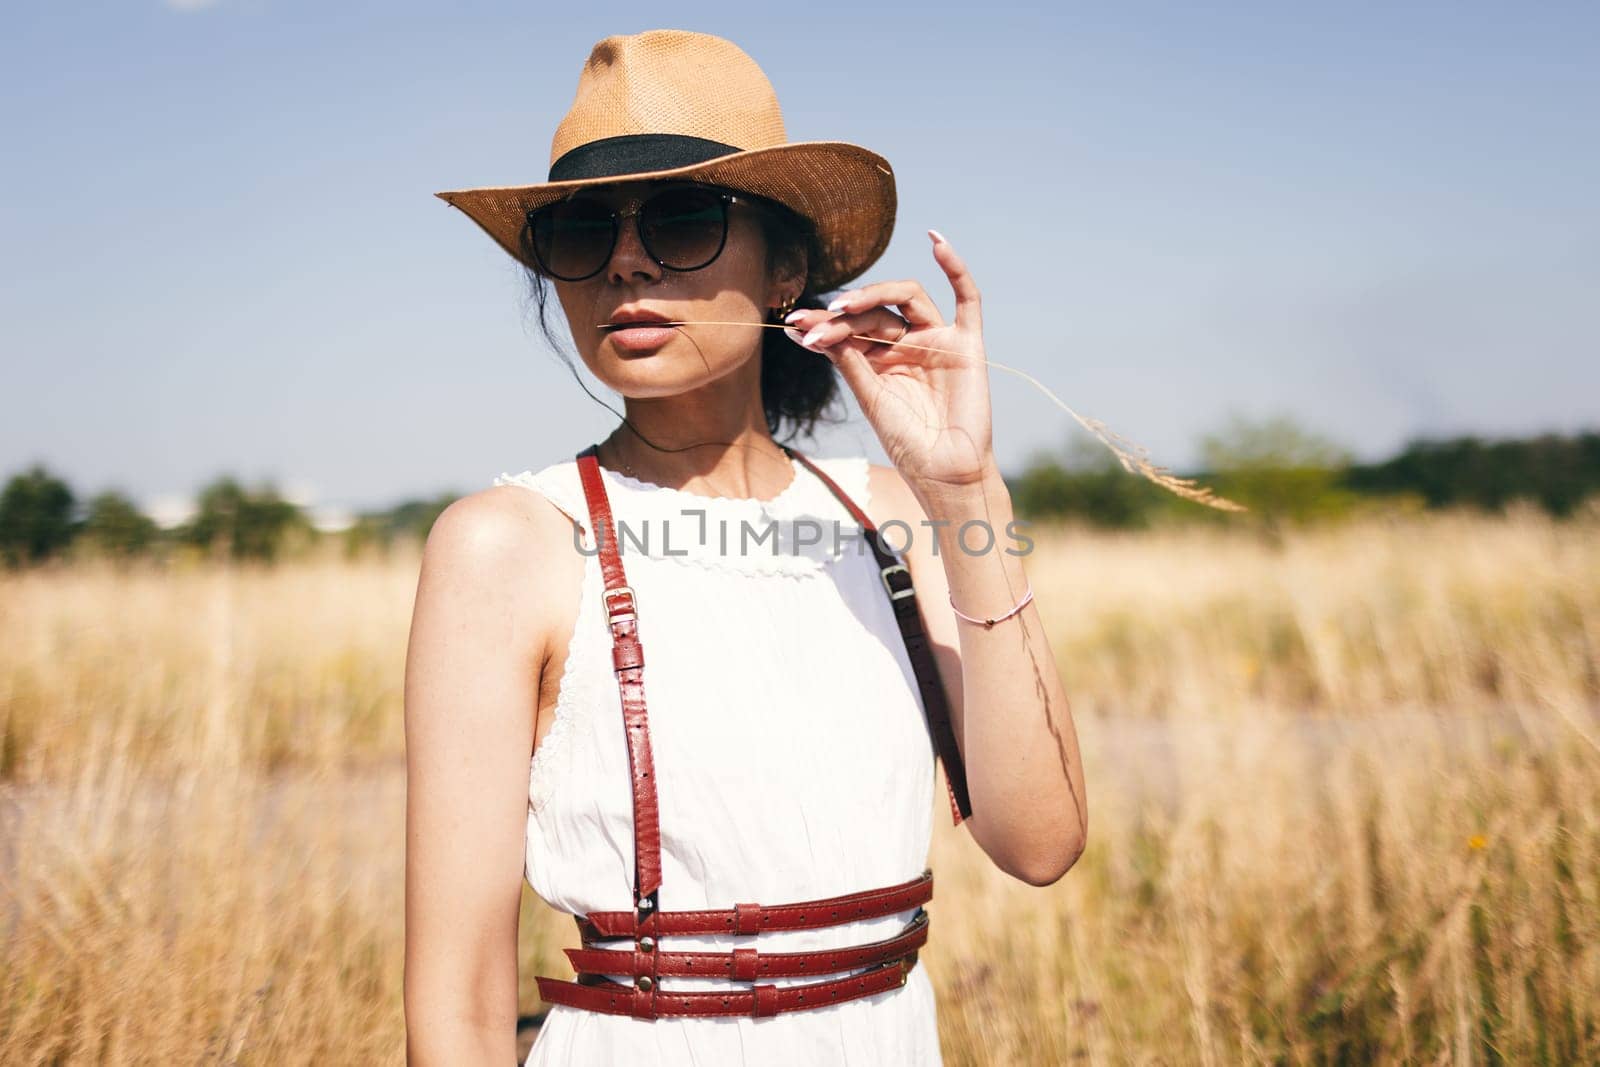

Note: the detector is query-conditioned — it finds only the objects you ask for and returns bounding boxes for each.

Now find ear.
[765,242,809,310]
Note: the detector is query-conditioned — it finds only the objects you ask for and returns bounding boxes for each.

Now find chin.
[593,350,743,395]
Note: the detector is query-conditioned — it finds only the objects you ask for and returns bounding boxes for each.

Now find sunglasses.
[525,184,760,282]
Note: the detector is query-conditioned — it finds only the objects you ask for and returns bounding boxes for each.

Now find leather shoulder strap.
[574,445,664,914]
[782,447,973,825]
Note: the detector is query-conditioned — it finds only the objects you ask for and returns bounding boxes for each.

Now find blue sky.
[2,1,1596,517]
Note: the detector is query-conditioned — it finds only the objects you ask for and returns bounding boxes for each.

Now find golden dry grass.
[0,503,1596,1064]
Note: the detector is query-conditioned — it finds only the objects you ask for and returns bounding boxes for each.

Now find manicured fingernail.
[928,228,947,245]
[826,293,854,312]
[786,326,831,359]
[800,325,828,348]
[783,309,806,324]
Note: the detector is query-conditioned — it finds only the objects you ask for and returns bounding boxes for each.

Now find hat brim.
[434,140,896,294]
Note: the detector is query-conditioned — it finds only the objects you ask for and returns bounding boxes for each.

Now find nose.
[606,211,663,286]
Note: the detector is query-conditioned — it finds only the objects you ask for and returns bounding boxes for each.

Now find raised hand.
[783,229,995,494]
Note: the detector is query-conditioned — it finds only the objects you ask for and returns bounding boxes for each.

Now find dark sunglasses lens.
[532,199,615,280]
[640,188,728,270]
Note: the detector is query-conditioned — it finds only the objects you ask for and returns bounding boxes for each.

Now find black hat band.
[548,133,745,183]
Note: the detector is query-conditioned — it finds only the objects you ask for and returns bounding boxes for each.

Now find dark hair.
[517,183,847,444]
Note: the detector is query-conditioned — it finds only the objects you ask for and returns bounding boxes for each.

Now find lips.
[603,311,679,353]
[603,309,676,330]
[600,308,679,354]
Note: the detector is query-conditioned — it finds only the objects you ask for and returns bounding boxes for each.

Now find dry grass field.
[1,502,1596,1064]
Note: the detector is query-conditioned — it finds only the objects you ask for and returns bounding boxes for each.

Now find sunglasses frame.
[524,183,759,282]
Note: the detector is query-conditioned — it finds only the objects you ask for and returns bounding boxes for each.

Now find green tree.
[182,477,312,562]
[81,490,160,560]
[0,464,77,567]
[1011,435,1169,528]
[1342,431,1600,516]
[1198,413,1362,524]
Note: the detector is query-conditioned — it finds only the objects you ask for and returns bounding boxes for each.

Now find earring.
[770,293,798,321]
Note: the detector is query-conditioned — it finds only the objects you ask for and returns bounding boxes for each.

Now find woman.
[404,29,1086,1066]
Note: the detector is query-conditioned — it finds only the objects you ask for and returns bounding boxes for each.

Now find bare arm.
[403,489,554,1064]
[868,463,1087,886]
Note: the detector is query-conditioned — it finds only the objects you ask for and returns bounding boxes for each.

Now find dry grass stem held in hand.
[602,319,1248,513]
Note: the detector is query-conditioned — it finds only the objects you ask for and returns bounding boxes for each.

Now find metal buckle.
[602,585,637,623]
[880,563,916,600]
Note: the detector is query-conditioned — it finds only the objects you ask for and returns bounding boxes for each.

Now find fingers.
[825,279,945,330]
[779,229,982,357]
[788,230,981,341]
[928,229,982,332]
[783,306,908,353]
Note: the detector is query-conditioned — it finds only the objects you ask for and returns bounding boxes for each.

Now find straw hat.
[434,29,897,294]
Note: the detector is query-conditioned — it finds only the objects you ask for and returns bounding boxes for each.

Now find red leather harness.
[533,444,972,1020]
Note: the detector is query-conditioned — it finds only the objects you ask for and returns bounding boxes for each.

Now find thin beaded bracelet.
[949,585,1034,629]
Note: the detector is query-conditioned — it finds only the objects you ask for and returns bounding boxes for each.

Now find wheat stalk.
[602,320,1249,513]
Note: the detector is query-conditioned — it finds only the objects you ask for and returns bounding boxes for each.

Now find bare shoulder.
[427,483,578,559]
[421,485,577,591]
[414,483,587,670]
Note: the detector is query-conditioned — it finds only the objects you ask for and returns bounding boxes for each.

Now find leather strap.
[535,952,920,1020]
[564,908,929,979]
[558,444,957,1019]
[575,444,663,909]
[575,868,933,939]
[781,446,974,824]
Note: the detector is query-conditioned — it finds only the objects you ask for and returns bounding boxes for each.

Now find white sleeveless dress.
[493,451,945,1066]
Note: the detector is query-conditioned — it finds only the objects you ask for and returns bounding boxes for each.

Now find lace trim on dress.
[598,453,810,509]
[597,455,874,578]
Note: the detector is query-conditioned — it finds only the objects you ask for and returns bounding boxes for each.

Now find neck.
[597,386,794,501]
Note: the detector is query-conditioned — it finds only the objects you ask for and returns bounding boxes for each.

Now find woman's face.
[547,180,797,399]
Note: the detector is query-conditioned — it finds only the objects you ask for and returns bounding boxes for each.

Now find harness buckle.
[602,584,638,624]
[880,563,916,600]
